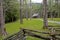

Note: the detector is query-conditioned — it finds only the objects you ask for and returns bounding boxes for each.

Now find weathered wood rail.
[4,28,60,40]
[4,29,25,40]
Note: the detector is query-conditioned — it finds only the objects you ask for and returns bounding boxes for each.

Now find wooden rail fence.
[4,28,60,40]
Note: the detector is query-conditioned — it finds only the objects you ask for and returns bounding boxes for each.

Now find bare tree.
[25,10,28,20]
[43,0,48,28]
[55,0,59,18]
[20,0,23,24]
[48,0,53,20]
[30,0,32,20]
[25,0,28,20]
[0,0,5,36]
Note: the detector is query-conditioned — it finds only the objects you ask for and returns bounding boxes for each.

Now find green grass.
[48,18,60,27]
[48,18,60,22]
[49,22,60,27]
[5,19,44,40]
[0,18,60,40]
[5,19,43,35]
[26,36,43,40]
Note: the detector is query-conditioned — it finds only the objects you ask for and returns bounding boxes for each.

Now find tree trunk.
[20,0,23,24]
[49,0,53,20]
[25,0,28,20]
[0,0,5,36]
[25,11,28,20]
[43,0,48,28]
[30,0,32,20]
[55,0,59,18]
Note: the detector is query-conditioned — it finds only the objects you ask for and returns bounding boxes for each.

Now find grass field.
[0,18,60,40]
[5,19,44,40]
[5,19,43,35]
[48,18,60,27]
[48,18,60,22]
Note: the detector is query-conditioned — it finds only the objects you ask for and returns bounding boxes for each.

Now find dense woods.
[4,0,19,23]
[3,0,60,23]
[0,0,60,40]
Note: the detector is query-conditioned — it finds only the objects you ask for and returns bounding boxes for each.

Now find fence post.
[50,28,56,40]
[18,28,26,40]
[22,29,26,40]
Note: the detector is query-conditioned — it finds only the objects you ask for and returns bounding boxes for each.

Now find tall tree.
[55,0,59,18]
[25,0,28,20]
[0,0,5,36]
[20,0,23,24]
[48,0,54,19]
[43,0,48,28]
[30,0,32,20]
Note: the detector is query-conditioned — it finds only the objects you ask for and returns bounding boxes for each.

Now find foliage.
[3,0,20,23]
[48,0,60,18]
[32,3,42,13]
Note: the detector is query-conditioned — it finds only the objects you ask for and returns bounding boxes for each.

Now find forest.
[0,0,60,40]
[4,0,60,23]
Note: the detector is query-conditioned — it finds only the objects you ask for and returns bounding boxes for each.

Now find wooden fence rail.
[4,28,60,40]
[4,29,25,40]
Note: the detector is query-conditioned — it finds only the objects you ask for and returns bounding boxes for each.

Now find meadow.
[0,18,60,40]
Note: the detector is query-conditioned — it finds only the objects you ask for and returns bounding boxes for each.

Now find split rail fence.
[4,28,60,40]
